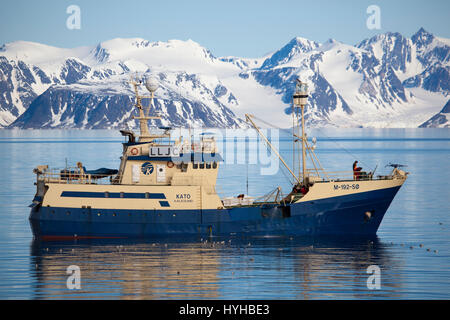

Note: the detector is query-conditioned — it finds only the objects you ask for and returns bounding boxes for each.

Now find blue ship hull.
[29,186,401,239]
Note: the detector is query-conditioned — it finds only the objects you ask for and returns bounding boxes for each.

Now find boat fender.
[130,147,139,156]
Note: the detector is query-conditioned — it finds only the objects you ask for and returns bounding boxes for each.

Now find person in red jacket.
[300,185,308,195]
[353,161,362,180]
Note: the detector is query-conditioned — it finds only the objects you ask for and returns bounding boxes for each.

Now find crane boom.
[245,114,300,185]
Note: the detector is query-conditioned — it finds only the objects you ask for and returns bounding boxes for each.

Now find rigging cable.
[248,115,296,186]
[312,127,374,171]
[249,114,374,172]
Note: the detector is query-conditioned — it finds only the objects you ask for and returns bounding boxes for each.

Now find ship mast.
[293,79,309,184]
[130,75,167,143]
[246,79,325,187]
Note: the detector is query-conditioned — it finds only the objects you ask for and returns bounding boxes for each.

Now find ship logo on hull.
[141,162,154,175]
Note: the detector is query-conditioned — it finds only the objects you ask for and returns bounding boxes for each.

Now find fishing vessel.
[29,77,408,239]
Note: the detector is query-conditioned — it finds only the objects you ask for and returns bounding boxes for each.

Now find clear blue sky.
[1,0,449,57]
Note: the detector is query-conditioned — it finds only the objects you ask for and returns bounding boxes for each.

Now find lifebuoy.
[167,161,174,168]
[130,147,139,156]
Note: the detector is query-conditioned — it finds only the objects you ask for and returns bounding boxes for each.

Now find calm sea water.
[0,128,448,299]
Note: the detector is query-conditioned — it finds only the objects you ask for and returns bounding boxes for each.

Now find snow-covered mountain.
[1,28,449,129]
[1,39,246,129]
[11,73,243,129]
[420,99,450,128]
[251,29,449,127]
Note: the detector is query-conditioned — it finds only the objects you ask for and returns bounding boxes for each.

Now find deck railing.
[178,140,218,154]
[305,169,393,182]
[36,167,121,185]
[35,166,394,186]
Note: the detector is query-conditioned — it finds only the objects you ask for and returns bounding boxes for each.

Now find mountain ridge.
[1,28,449,129]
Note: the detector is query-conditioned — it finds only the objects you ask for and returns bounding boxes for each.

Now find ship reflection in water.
[29,236,402,299]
